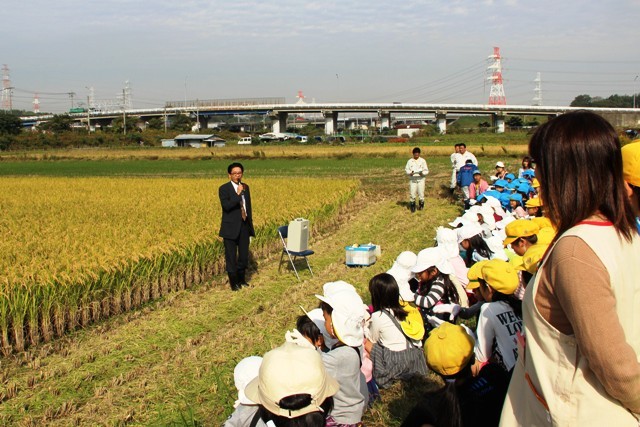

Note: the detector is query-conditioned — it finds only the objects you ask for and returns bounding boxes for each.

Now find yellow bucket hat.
[536,227,556,245]
[525,197,542,208]
[480,259,519,295]
[503,219,540,247]
[425,323,475,376]
[531,217,553,231]
[622,142,640,187]
[466,260,489,290]
[521,244,550,274]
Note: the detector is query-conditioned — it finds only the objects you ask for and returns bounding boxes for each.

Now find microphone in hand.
[237,180,245,195]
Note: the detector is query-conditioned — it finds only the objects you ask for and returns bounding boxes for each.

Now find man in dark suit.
[219,162,255,291]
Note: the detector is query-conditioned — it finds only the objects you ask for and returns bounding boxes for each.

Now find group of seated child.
[458,156,538,218]
[224,162,558,427]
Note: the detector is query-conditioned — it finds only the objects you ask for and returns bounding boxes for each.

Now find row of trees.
[570,93,638,108]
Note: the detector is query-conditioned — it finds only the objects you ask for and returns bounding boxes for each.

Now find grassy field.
[0,148,514,425]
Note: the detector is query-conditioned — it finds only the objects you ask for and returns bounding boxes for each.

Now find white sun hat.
[315,288,368,347]
[303,307,338,349]
[411,247,453,275]
[456,223,484,243]
[387,251,418,302]
[435,226,459,259]
[234,356,263,407]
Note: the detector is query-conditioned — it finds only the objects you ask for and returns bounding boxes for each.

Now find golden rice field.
[0,143,529,161]
[0,176,358,354]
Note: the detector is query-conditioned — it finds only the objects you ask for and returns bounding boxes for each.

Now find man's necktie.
[241,202,247,221]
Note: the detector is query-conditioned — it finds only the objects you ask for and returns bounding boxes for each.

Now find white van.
[238,137,253,145]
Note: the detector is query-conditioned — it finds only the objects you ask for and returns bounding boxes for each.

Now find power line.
[507,57,640,64]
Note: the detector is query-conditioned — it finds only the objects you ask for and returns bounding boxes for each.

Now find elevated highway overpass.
[21,102,640,135]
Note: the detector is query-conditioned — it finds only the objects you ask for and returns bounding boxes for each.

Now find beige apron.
[500,223,640,426]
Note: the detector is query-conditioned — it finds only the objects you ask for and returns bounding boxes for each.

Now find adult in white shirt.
[458,143,478,169]
[450,143,462,191]
[405,147,429,212]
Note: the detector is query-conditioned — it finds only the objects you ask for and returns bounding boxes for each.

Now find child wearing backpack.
[316,282,369,426]
[365,273,428,389]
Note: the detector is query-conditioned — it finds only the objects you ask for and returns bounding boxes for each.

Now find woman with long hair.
[501,111,640,426]
[365,273,428,389]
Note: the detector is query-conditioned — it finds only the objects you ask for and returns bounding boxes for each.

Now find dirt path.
[0,168,461,426]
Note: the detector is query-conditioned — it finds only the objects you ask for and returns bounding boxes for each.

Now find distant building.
[395,124,423,137]
[173,134,226,148]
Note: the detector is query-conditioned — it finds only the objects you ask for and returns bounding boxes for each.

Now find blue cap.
[482,190,502,201]
[505,173,516,181]
[517,183,530,194]
[506,181,518,190]
[510,193,523,202]
[522,169,535,178]
[499,192,512,207]
[495,179,508,188]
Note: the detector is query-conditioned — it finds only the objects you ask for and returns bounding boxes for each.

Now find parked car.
[238,137,253,145]
[295,135,308,143]
[259,132,290,142]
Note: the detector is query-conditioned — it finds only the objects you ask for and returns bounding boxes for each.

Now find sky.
[2,0,639,113]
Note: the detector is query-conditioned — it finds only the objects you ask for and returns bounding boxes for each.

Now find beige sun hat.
[245,342,339,418]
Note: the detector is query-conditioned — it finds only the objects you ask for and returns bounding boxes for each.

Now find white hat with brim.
[387,251,418,302]
[411,247,454,275]
[435,226,459,259]
[478,205,496,229]
[456,223,484,243]
[245,343,339,418]
[448,216,470,228]
[234,356,263,406]
[315,288,367,347]
[462,210,480,224]
[321,280,355,297]
[303,307,338,349]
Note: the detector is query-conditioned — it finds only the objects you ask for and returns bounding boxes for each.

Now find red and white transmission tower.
[1,64,12,110]
[33,93,40,113]
[296,90,306,104]
[487,47,506,105]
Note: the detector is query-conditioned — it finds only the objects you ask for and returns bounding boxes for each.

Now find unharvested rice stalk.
[53,304,66,339]
[122,289,132,313]
[101,298,111,319]
[131,283,142,308]
[0,177,358,354]
[66,306,78,333]
[110,291,122,316]
[38,283,56,343]
[9,284,30,352]
[0,292,11,356]
[141,282,151,304]
[90,301,101,324]
[40,308,54,344]
[151,278,160,300]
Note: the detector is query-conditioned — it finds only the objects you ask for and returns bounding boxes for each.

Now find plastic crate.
[345,245,377,267]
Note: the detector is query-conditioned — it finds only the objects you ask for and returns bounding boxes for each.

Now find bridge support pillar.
[323,110,338,135]
[271,112,288,133]
[436,112,447,134]
[378,110,391,131]
[493,114,505,133]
